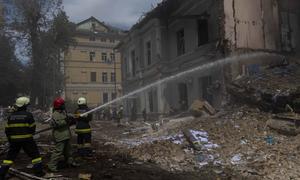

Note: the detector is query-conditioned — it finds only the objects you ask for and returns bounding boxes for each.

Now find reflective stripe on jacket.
[74,106,92,134]
[5,110,36,142]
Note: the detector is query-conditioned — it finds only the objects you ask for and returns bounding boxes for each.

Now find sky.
[63,0,163,30]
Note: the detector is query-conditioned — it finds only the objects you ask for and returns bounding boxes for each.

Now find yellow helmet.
[15,97,30,107]
[77,97,87,105]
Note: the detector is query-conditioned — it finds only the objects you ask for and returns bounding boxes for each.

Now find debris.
[189,100,216,117]
[266,114,300,135]
[79,173,92,180]
[9,168,48,180]
[230,154,243,165]
[203,101,216,115]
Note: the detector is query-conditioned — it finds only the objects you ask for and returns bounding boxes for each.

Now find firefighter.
[74,97,93,157]
[47,97,79,172]
[0,97,45,178]
[116,106,123,125]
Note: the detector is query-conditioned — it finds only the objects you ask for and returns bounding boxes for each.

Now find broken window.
[281,12,298,52]
[146,41,152,66]
[102,72,108,83]
[89,52,96,61]
[90,72,96,82]
[177,29,185,56]
[200,76,213,105]
[111,72,116,82]
[102,53,107,62]
[198,19,209,46]
[103,93,108,103]
[111,92,117,100]
[131,50,136,76]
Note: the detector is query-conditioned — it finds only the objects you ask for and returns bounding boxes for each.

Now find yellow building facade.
[64,17,125,107]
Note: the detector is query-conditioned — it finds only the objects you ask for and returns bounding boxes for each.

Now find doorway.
[178,83,188,111]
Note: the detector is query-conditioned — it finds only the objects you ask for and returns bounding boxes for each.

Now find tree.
[38,11,76,108]
[11,0,75,108]
[0,35,26,106]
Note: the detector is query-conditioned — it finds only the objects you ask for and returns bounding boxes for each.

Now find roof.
[76,16,124,33]
[130,0,181,30]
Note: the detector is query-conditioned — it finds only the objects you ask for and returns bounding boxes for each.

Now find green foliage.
[0,35,26,106]
[10,0,76,108]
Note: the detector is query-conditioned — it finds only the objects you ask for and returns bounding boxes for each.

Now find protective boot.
[33,163,45,177]
[0,165,10,180]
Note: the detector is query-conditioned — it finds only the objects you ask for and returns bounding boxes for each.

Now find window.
[92,23,96,30]
[89,52,96,61]
[198,19,209,46]
[176,29,185,56]
[103,93,108,103]
[89,36,96,41]
[111,93,117,100]
[146,41,152,66]
[131,50,136,76]
[110,39,115,43]
[110,53,115,62]
[90,72,96,82]
[101,38,106,42]
[102,53,107,62]
[111,72,116,82]
[102,72,108,83]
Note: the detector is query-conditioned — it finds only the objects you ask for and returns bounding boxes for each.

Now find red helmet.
[53,97,65,109]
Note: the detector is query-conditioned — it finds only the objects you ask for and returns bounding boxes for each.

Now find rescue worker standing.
[0,97,45,178]
[74,97,93,157]
[47,97,79,172]
[116,106,123,125]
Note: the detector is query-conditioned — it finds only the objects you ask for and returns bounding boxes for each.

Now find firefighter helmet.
[15,97,30,108]
[77,97,87,105]
[53,97,65,109]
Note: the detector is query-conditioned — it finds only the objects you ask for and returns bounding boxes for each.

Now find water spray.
[80,52,280,117]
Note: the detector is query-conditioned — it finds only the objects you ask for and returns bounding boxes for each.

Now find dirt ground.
[1,104,300,180]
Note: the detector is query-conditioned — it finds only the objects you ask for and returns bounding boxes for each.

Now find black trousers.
[77,133,91,145]
[77,133,92,156]
[5,140,41,163]
[0,139,43,178]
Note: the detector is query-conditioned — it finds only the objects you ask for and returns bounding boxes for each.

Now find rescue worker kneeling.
[75,97,93,157]
[0,97,45,179]
[47,97,79,172]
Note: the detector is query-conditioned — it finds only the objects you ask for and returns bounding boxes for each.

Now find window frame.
[89,52,96,62]
[176,29,185,56]
[102,72,108,83]
[90,72,97,82]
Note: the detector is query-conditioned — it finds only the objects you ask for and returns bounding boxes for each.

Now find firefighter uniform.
[75,98,92,156]
[0,97,44,178]
[47,98,78,172]
[116,106,123,125]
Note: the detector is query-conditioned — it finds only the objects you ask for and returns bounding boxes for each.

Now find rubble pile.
[193,106,300,180]
[118,103,300,179]
[228,63,300,113]
[128,140,196,171]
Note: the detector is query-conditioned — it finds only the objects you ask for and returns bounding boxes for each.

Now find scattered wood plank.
[9,168,48,180]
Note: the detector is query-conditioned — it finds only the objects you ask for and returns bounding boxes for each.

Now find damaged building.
[117,0,300,118]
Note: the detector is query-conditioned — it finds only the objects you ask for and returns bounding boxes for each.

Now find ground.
[1,104,300,180]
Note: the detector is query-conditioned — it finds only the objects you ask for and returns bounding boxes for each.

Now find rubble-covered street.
[1,105,300,179]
